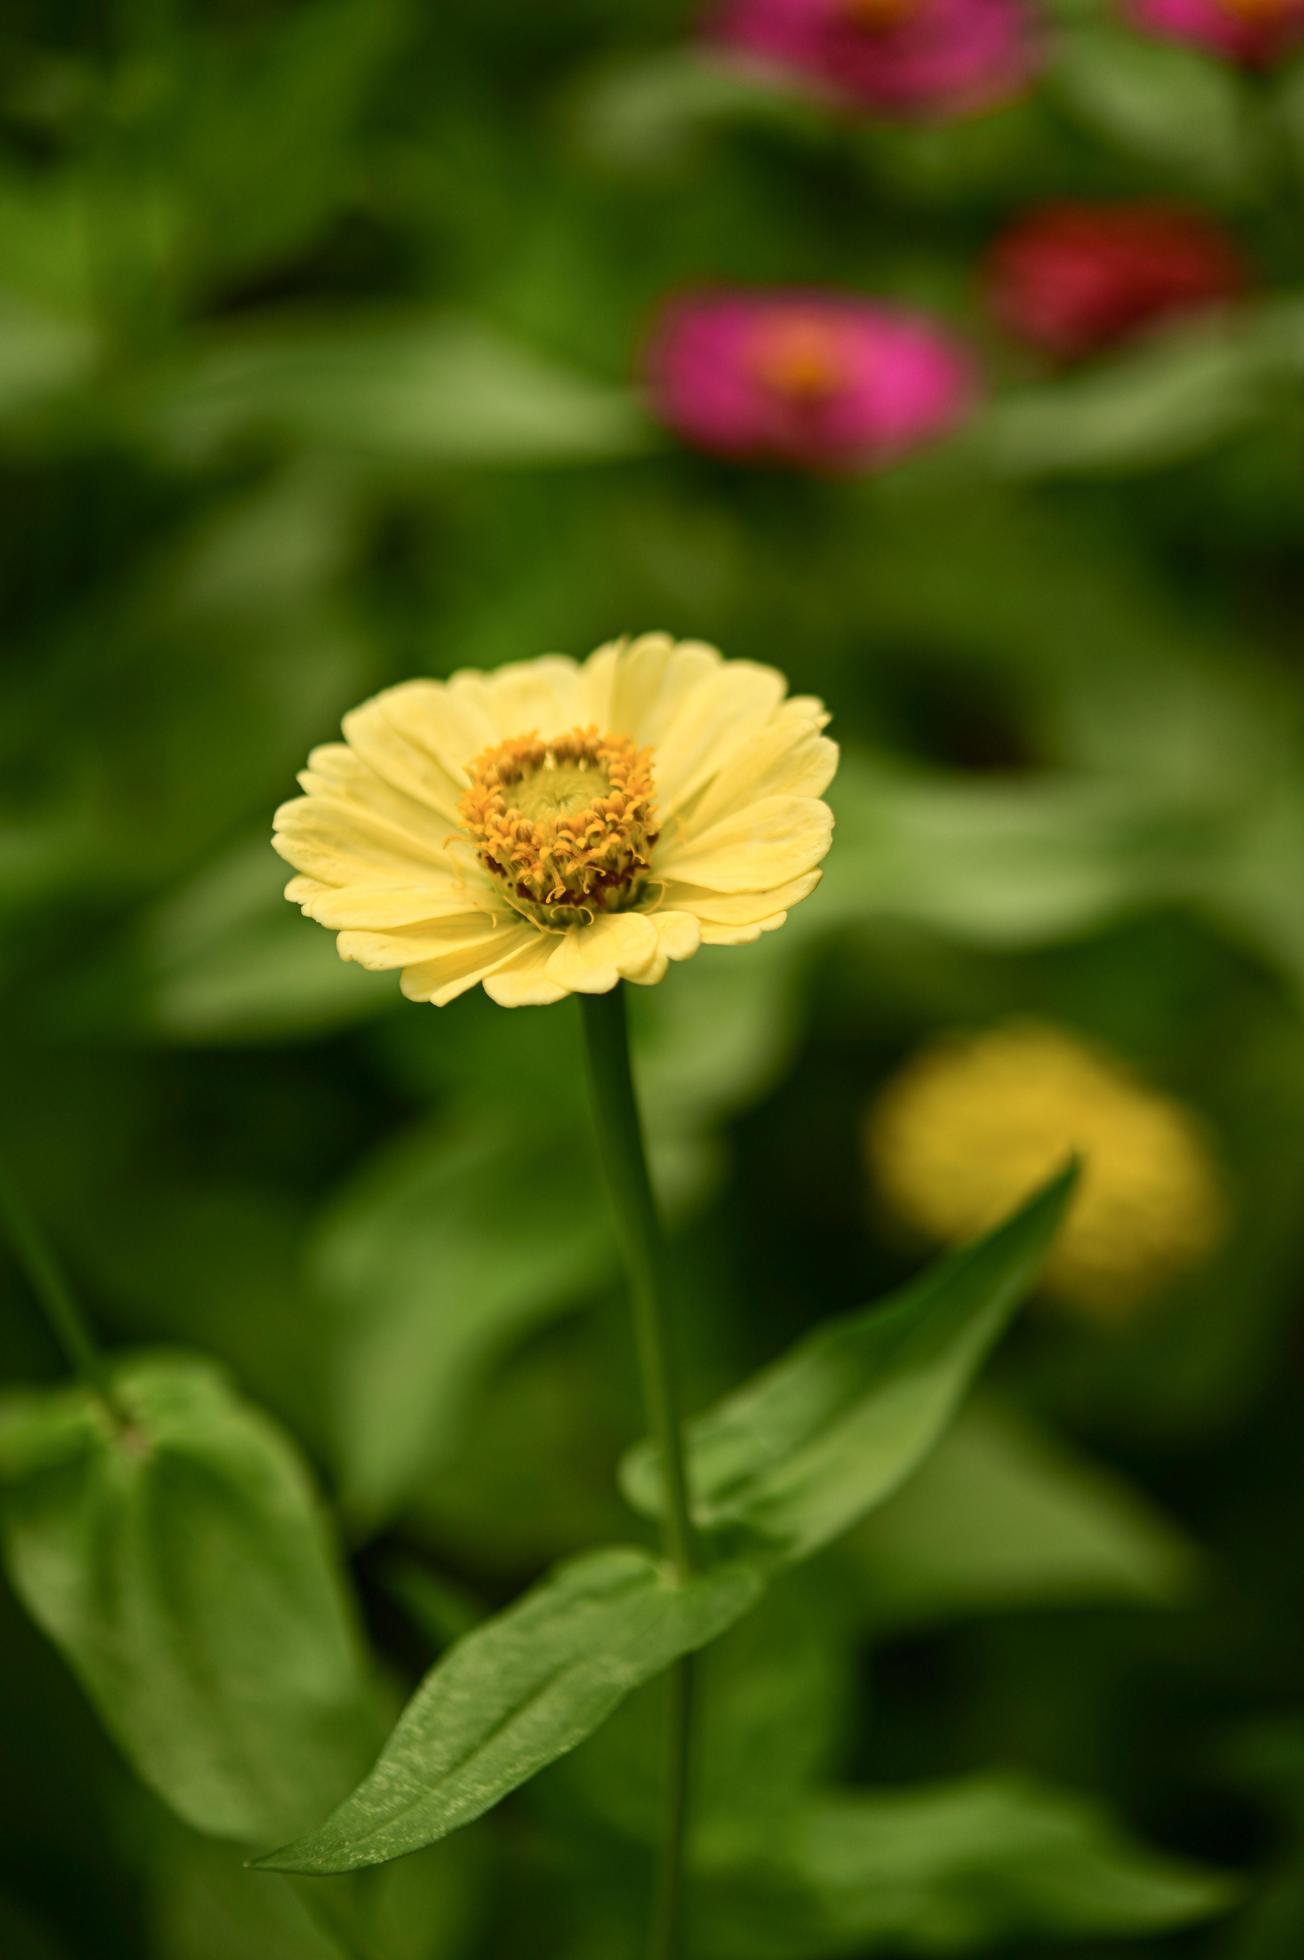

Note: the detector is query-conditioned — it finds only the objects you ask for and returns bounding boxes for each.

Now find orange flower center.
[749,313,852,404]
[459,726,658,924]
[842,0,925,28]
[1216,0,1293,17]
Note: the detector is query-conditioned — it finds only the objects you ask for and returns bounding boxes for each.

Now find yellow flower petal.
[398,922,536,1006]
[697,914,787,946]
[648,909,702,963]
[653,660,788,820]
[583,634,720,749]
[482,936,572,1007]
[273,793,455,885]
[292,881,483,930]
[484,655,584,741]
[686,705,838,828]
[657,795,833,894]
[545,911,661,994]
[341,695,466,824]
[659,873,822,927]
[336,912,512,971]
[380,679,493,787]
[296,739,444,827]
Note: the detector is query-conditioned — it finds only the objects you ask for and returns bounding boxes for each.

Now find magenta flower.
[708,0,1041,119]
[1128,0,1304,65]
[646,290,977,471]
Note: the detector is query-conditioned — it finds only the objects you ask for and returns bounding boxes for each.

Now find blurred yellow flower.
[866,1021,1226,1314]
[274,634,837,1007]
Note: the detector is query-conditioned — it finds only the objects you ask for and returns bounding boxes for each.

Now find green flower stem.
[0,1170,128,1427]
[580,984,697,1960]
[580,987,696,1577]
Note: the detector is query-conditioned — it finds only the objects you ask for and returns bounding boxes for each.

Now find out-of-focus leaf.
[0,1354,377,1842]
[1051,26,1252,196]
[636,941,799,1137]
[697,1774,1237,1957]
[0,291,97,424]
[311,1115,615,1527]
[153,1824,485,1960]
[19,595,375,908]
[256,1545,764,1875]
[843,1398,1199,1629]
[820,753,1217,946]
[624,1168,1075,1565]
[564,48,820,173]
[380,1557,485,1653]
[985,316,1268,478]
[1198,772,1304,1016]
[0,166,111,315]
[124,839,382,1043]
[404,1320,631,1573]
[139,313,657,470]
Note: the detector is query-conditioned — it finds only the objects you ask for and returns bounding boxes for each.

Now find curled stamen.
[459,726,659,926]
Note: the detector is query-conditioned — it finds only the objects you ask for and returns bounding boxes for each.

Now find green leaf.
[0,1354,378,1842]
[0,289,97,426]
[985,317,1268,480]
[1051,26,1253,198]
[563,49,821,174]
[126,838,381,1045]
[311,1114,615,1528]
[153,1822,486,1960]
[697,1774,1237,1957]
[554,1573,853,1845]
[623,1167,1076,1565]
[818,754,1216,948]
[139,312,656,471]
[256,1545,764,1875]
[843,1398,1199,1630]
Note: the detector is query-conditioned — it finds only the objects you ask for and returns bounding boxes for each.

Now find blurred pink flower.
[709,0,1041,118]
[646,290,977,471]
[1128,0,1304,65]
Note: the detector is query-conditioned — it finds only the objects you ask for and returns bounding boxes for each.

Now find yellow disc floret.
[866,1021,1227,1316]
[458,725,659,925]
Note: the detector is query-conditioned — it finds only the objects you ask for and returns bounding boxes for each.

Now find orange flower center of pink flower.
[1216,0,1293,18]
[842,0,925,29]
[749,314,853,404]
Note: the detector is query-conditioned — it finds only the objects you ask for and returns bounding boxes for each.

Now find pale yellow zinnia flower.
[866,1021,1227,1315]
[273,633,837,1008]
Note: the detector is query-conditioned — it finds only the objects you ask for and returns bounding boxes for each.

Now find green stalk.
[580,985,697,1960]
[0,1171,128,1427]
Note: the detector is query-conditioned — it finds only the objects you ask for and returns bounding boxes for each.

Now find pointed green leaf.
[0,1354,378,1843]
[256,1545,764,1875]
[623,1167,1076,1565]
[845,1397,1199,1629]
[698,1774,1238,1957]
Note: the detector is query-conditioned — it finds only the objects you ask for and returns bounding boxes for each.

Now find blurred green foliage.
[3,1,1304,1957]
